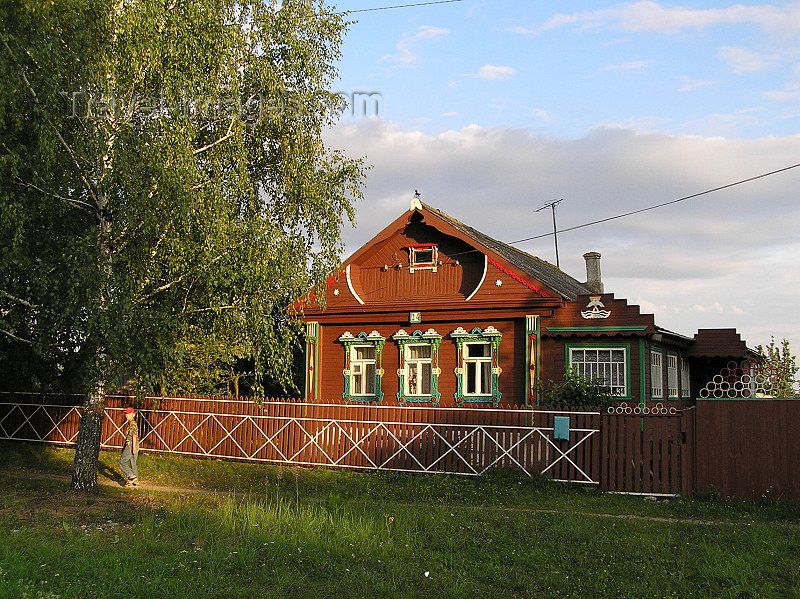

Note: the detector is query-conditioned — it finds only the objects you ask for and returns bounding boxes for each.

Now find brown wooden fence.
[5,393,796,499]
[0,392,701,495]
[693,399,800,500]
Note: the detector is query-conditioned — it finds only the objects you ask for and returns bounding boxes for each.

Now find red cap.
[124,407,135,414]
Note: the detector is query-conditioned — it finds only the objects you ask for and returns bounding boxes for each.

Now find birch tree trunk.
[71,381,105,493]
[71,206,113,493]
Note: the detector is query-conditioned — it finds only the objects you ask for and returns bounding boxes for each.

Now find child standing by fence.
[119,406,140,487]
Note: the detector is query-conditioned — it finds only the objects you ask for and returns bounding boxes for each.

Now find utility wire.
[347,0,465,14]
[509,162,800,245]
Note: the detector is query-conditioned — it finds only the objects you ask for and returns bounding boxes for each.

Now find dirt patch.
[1,468,218,496]
[0,472,171,528]
[3,488,163,521]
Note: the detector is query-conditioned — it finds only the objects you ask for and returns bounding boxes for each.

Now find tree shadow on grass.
[98,459,127,486]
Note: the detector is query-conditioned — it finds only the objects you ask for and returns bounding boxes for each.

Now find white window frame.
[667,354,679,398]
[680,358,691,398]
[568,346,629,397]
[451,326,503,406]
[463,341,493,396]
[650,350,663,398]
[404,343,433,396]
[350,345,377,397]
[406,244,438,273]
[393,328,442,405]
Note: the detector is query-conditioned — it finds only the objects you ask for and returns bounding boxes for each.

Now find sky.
[322,0,800,355]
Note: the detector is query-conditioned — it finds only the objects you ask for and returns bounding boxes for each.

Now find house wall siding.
[316,318,528,407]
[539,334,646,403]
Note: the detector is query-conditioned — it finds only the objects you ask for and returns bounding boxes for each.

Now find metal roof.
[421,202,592,300]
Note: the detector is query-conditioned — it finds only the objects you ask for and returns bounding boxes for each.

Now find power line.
[347,0,465,14]
[510,162,800,245]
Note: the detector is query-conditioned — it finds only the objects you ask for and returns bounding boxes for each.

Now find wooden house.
[297,197,757,407]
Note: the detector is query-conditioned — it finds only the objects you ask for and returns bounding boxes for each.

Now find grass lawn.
[1,442,799,599]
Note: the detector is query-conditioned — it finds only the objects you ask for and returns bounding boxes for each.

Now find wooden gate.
[601,405,695,495]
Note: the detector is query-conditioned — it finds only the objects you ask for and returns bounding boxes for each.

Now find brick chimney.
[583,252,603,294]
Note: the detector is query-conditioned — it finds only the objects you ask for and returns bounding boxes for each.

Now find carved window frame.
[339,331,385,403]
[451,326,503,406]
[393,329,442,405]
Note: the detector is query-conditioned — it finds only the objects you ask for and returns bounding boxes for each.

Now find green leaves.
[756,337,799,398]
[541,370,616,410]
[1,0,365,396]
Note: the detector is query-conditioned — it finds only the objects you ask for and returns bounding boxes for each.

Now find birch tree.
[757,337,799,398]
[0,0,365,493]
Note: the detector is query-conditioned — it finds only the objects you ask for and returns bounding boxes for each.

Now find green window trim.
[525,315,540,408]
[393,329,442,405]
[565,342,633,401]
[451,326,503,407]
[546,325,648,333]
[339,331,385,404]
[304,322,320,402]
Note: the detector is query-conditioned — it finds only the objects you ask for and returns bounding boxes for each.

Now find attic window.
[406,244,438,273]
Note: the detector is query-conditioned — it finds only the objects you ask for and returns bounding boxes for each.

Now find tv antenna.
[535,199,563,268]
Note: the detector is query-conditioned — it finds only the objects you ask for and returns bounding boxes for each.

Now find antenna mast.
[535,199,563,268]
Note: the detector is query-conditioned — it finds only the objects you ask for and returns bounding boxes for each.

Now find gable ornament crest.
[581,295,611,319]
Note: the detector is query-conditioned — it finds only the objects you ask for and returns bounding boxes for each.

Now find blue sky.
[324,1,800,359]
[335,0,800,137]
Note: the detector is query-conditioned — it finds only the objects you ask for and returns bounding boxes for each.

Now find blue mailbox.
[553,416,570,441]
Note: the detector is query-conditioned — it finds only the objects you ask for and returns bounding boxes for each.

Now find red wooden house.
[297,197,757,407]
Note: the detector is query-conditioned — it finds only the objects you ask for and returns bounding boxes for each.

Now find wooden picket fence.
[0,392,694,495]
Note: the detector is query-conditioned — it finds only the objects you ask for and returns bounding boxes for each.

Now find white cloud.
[765,82,800,101]
[602,60,653,71]
[522,1,800,36]
[680,108,764,135]
[381,26,449,66]
[718,46,780,74]
[324,119,800,349]
[591,116,672,133]
[678,77,717,92]
[473,64,517,80]
[529,108,556,122]
[692,302,725,314]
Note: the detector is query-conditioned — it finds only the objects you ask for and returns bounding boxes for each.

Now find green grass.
[1,441,799,599]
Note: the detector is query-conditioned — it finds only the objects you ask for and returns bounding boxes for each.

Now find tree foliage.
[757,337,799,398]
[0,0,365,491]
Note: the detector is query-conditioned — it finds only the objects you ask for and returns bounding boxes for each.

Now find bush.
[540,370,615,410]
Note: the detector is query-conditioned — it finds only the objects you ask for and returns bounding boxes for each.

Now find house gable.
[305,203,587,315]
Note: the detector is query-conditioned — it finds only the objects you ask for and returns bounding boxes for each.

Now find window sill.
[344,395,381,404]
[398,394,441,406]
[455,395,501,406]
